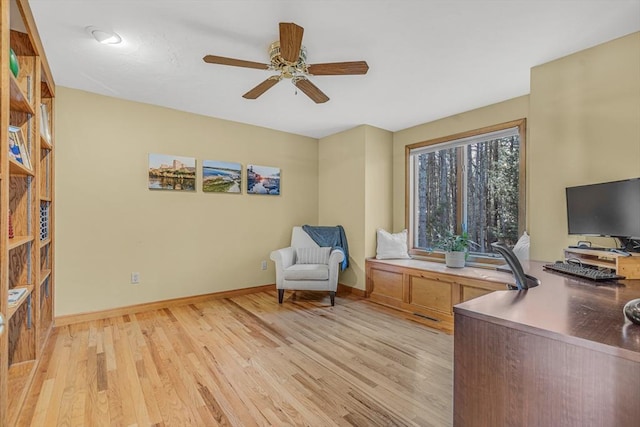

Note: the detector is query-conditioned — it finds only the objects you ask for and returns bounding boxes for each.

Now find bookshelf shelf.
[7,235,34,251]
[9,74,34,116]
[9,158,34,176]
[40,134,52,149]
[40,269,51,285]
[7,285,34,320]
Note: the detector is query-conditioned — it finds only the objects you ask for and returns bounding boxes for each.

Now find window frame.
[405,119,527,265]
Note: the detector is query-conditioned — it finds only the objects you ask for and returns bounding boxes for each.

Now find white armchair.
[270,226,345,306]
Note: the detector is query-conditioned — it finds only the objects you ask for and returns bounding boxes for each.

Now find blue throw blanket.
[302,225,349,271]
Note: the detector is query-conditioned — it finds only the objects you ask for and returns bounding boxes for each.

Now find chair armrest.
[327,249,345,290]
[270,247,296,289]
[270,247,295,268]
[329,249,345,265]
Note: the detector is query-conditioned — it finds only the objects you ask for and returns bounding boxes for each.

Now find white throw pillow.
[512,231,530,263]
[376,229,411,259]
[296,247,331,264]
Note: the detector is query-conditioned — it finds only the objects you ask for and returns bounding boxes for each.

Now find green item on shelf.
[9,48,19,78]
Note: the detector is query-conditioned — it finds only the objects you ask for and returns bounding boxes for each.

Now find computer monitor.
[566,178,640,251]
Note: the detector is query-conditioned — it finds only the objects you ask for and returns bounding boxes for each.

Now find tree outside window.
[409,120,526,258]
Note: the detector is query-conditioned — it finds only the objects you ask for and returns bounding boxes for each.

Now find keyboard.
[543,262,624,282]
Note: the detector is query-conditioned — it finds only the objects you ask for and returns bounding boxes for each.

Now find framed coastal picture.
[148,153,196,191]
[247,164,280,195]
[202,160,242,193]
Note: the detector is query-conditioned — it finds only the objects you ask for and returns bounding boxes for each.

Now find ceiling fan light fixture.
[203,22,368,103]
[86,26,122,45]
[269,41,307,67]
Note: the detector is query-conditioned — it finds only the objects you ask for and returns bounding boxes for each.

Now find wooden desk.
[453,261,640,426]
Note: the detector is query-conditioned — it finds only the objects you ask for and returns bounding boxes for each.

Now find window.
[407,119,526,259]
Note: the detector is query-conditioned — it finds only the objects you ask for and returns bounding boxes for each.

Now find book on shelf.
[8,287,28,306]
[8,210,14,239]
[40,103,52,145]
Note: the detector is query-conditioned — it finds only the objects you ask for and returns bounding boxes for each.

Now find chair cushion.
[296,247,331,264]
[283,264,329,281]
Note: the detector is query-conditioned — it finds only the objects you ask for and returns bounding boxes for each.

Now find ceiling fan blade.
[307,61,369,76]
[279,22,304,63]
[294,78,329,104]
[203,55,269,70]
[243,77,281,99]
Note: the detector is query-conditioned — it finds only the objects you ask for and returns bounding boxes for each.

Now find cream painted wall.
[318,126,366,287]
[364,126,394,259]
[318,125,393,290]
[55,87,318,316]
[529,32,640,260]
[392,96,530,233]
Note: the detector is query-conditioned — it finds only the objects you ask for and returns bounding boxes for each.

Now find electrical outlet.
[131,272,140,284]
[261,260,267,271]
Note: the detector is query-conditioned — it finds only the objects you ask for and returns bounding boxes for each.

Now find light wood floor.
[17,291,453,426]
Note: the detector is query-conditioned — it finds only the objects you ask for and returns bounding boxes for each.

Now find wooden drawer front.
[409,276,452,315]
[461,285,492,303]
[618,257,640,280]
[370,268,403,301]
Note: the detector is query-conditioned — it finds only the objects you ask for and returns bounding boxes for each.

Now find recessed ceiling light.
[86,26,122,45]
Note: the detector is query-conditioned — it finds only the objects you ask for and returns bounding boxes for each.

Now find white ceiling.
[29,0,640,139]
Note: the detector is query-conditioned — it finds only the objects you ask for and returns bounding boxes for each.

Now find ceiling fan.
[203,22,369,104]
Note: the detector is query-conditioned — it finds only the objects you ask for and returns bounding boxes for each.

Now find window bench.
[365,258,515,333]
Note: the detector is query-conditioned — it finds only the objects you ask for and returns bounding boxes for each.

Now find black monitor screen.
[566,178,640,238]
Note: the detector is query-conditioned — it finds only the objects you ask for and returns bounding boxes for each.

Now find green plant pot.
[9,48,19,78]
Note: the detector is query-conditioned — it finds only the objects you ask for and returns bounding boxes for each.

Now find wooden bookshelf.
[1,0,56,424]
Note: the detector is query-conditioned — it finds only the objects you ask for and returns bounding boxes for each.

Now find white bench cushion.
[283,264,329,281]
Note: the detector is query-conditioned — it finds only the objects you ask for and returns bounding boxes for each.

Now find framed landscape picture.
[148,153,196,191]
[247,164,280,195]
[202,160,242,193]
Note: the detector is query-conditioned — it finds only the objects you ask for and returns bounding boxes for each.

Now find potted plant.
[436,231,471,268]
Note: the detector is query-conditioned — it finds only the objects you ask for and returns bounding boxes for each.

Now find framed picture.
[247,164,280,195]
[148,153,196,191]
[203,160,242,193]
[8,125,32,170]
